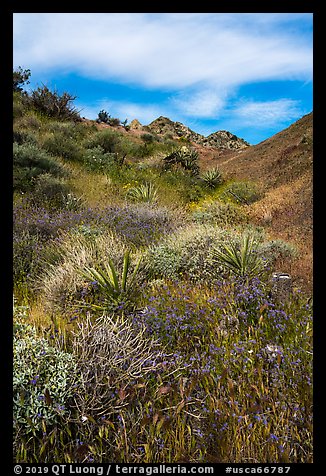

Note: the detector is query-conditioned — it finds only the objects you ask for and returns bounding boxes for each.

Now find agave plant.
[212,234,264,279]
[200,167,223,188]
[163,147,200,176]
[82,250,142,311]
[126,182,158,203]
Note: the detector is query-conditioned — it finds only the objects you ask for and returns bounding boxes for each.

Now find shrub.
[43,132,84,162]
[13,301,78,435]
[13,142,66,191]
[82,146,116,172]
[28,85,81,121]
[141,133,156,143]
[13,92,27,118]
[192,200,245,226]
[108,117,121,127]
[33,173,72,208]
[83,129,120,154]
[13,67,31,93]
[47,120,88,139]
[13,229,43,286]
[257,239,297,264]
[181,181,204,203]
[147,224,288,284]
[13,127,38,145]
[72,313,165,419]
[146,224,232,282]
[14,112,42,130]
[97,109,110,123]
[220,181,262,205]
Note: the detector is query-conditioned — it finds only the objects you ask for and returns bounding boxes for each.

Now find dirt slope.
[207,113,313,292]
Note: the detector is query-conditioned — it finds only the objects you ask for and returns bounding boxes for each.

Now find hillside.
[211,113,313,291]
[13,86,313,464]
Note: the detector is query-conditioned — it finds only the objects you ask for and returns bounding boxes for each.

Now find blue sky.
[13,13,313,144]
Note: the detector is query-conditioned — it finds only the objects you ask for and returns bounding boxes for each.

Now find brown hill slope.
[210,113,313,292]
[214,112,313,190]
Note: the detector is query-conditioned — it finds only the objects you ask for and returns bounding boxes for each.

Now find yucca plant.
[163,147,200,176]
[212,234,264,279]
[82,250,142,312]
[200,167,223,188]
[126,182,158,203]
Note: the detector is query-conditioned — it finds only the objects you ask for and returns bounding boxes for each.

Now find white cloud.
[13,13,313,91]
[13,13,312,135]
[231,98,303,128]
[171,89,229,118]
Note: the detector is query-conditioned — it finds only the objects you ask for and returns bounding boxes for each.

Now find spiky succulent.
[212,234,264,278]
[163,147,200,176]
[200,167,223,188]
[126,182,158,203]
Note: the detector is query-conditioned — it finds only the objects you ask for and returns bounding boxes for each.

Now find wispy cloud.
[231,98,303,128]
[13,13,313,142]
[13,13,312,91]
[171,89,229,118]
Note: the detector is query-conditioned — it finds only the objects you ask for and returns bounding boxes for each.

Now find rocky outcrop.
[202,130,250,149]
[129,119,144,130]
[145,116,249,149]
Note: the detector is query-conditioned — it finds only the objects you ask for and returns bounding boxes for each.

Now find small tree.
[29,85,81,121]
[13,67,31,93]
[97,109,110,123]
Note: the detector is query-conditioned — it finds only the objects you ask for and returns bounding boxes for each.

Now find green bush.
[257,239,297,264]
[13,92,27,119]
[83,129,120,154]
[33,173,72,208]
[181,181,204,203]
[43,132,84,162]
[147,224,232,282]
[13,301,78,435]
[13,127,38,145]
[15,113,42,130]
[212,233,265,279]
[47,120,88,139]
[13,142,66,191]
[220,181,262,205]
[141,133,157,143]
[82,146,116,172]
[192,201,245,226]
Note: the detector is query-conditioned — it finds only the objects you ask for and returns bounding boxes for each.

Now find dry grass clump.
[36,229,142,315]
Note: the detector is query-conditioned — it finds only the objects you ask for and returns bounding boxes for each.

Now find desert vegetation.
[13,69,312,463]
